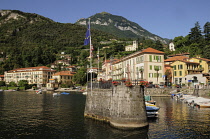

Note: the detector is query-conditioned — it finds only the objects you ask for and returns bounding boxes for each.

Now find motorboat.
[61,92,70,95]
[36,89,42,94]
[53,93,60,97]
[82,91,87,95]
[145,102,160,117]
[144,95,156,105]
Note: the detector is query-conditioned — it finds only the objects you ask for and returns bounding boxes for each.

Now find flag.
[84,23,90,46]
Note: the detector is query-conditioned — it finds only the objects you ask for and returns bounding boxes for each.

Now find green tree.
[18,80,28,88]
[189,22,203,43]
[0,81,6,86]
[9,81,17,87]
[72,67,87,85]
[204,22,210,41]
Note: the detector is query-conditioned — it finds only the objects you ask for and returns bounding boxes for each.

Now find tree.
[204,22,210,41]
[0,81,6,86]
[72,67,87,85]
[154,40,164,51]
[18,80,28,88]
[189,22,203,43]
[9,81,17,87]
[154,66,159,84]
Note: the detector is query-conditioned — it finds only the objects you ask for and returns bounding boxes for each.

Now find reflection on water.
[0,92,210,138]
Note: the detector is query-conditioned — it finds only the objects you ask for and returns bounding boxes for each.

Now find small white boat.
[36,89,42,94]
[53,93,60,97]
[82,92,87,95]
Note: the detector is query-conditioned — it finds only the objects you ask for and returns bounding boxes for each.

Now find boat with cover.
[145,102,160,117]
[61,92,70,95]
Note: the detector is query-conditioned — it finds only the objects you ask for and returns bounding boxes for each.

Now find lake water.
[0,91,210,139]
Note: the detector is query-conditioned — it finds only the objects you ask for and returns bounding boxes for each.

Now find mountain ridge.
[76,12,169,44]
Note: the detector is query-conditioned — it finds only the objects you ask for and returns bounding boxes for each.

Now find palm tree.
[154,66,160,84]
[139,67,144,80]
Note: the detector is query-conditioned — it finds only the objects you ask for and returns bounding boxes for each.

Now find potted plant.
[112,81,119,86]
[139,81,148,86]
[125,80,133,87]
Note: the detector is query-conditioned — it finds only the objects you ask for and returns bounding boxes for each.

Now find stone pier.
[84,85,148,130]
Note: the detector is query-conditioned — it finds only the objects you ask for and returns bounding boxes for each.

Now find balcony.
[187,67,204,71]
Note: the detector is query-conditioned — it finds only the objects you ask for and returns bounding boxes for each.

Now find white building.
[169,42,175,51]
[125,40,138,51]
[111,47,165,84]
[4,66,56,86]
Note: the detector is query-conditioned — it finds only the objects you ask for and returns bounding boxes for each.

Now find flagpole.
[97,47,99,88]
[89,18,93,94]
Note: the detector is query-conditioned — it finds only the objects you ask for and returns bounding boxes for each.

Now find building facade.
[109,47,165,84]
[4,66,56,85]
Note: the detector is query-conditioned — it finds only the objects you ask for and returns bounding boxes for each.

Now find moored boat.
[145,102,160,117]
[61,92,70,95]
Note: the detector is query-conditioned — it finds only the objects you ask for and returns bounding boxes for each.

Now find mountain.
[76,12,169,44]
[0,10,116,73]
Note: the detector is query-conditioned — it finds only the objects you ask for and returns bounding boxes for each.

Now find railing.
[87,80,145,89]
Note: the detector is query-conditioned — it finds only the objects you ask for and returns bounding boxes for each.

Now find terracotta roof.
[53,71,74,76]
[193,57,210,62]
[179,60,199,64]
[8,66,55,73]
[168,53,190,57]
[0,75,4,77]
[141,47,165,54]
[164,56,189,62]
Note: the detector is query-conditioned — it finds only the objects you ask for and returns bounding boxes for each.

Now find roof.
[8,66,55,73]
[53,71,74,76]
[192,57,210,62]
[140,47,165,54]
[164,56,189,62]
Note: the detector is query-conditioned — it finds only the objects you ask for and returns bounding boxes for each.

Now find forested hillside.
[0,10,116,74]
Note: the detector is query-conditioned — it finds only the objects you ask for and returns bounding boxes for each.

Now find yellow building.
[170,60,200,85]
[189,57,210,73]
[52,71,74,86]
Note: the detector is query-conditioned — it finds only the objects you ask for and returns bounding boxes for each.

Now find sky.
[1,0,210,39]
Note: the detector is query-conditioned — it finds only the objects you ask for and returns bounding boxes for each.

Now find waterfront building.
[4,66,56,86]
[166,55,210,85]
[101,59,119,80]
[52,71,75,85]
[111,47,165,84]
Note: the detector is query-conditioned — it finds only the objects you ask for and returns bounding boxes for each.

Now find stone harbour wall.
[84,85,148,130]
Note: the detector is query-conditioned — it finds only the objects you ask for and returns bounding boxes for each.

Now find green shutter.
[149,55,152,62]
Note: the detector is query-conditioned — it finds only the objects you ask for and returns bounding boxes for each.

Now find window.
[179,71,182,76]
[150,65,152,70]
[149,55,152,62]
[174,71,177,76]
[173,65,176,70]
[149,73,153,77]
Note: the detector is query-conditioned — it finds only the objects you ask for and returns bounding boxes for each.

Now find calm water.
[0,91,210,139]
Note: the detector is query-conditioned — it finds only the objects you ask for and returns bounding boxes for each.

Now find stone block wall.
[84,85,148,130]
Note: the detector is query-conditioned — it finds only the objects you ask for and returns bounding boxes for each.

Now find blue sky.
[1,0,210,39]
